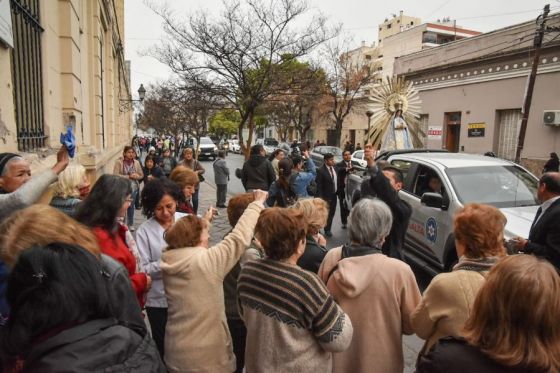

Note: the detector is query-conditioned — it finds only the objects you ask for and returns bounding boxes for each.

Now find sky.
[124,0,559,99]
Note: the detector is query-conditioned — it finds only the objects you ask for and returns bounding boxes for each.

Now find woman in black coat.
[0,243,165,372]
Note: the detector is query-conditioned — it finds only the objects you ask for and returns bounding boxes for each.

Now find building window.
[11,0,45,151]
[377,66,383,71]
[387,24,392,29]
[411,21,414,25]
[364,89,371,95]
[365,55,371,60]
[422,31,438,44]
[497,109,522,161]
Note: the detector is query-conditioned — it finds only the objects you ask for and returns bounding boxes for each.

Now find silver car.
[345,151,539,274]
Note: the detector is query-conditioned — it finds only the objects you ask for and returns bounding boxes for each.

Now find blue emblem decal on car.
[426,217,438,243]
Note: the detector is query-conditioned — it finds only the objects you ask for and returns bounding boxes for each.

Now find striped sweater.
[238,259,353,373]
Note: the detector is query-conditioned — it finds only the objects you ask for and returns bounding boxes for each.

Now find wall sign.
[468,123,486,137]
[427,126,443,140]
[0,0,13,48]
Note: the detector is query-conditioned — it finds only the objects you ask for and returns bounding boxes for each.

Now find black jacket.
[142,166,165,185]
[19,319,165,372]
[363,165,411,261]
[335,160,354,195]
[101,255,146,335]
[543,157,559,173]
[525,198,560,271]
[297,235,328,274]
[416,337,534,373]
[315,165,337,199]
[241,155,276,191]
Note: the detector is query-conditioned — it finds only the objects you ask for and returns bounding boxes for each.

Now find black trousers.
[227,318,247,373]
[338,192,349,225]
[324,194,337,232]
[146,307,168,360]
[216,184,227,206]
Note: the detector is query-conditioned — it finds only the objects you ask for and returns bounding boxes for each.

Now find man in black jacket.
[241,144,276,191]
[362,145,411,260]
[513,172,560,271]
[316,153,338,237]
[335,150,354,228]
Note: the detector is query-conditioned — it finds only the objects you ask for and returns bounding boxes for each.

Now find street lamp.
[365,109,374,143]
[119,84,146,112]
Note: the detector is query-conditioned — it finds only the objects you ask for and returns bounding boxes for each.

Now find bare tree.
[146,0,337,157]
[320,39,379,147]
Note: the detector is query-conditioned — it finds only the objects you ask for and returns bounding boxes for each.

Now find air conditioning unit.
[543,110,560,126]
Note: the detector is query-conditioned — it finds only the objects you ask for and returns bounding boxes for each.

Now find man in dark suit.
[315,153,338,237]
[335,150,354,228]
[362,145,412,261]
[513,172,560,271]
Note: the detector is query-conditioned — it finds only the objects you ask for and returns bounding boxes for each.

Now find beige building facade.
[0,0,133,179]
[394,13,560,174]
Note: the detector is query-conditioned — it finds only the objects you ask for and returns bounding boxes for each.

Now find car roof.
[391,152,517,169]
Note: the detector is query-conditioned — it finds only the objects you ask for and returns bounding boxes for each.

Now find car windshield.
[200,138,214,145]
[264,139,278,146]
[323,147,343,156]
[445,165,539,208]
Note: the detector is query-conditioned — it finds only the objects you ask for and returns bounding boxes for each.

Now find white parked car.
[229,139,241,154]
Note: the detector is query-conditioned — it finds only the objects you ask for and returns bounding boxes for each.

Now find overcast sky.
[124,0,558,98]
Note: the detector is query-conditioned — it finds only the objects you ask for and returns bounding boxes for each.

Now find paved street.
[130,152,426,371]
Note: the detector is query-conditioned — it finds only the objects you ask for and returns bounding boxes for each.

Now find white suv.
[345,151,539,274]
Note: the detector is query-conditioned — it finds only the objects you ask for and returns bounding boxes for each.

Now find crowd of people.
[0,138,559,373]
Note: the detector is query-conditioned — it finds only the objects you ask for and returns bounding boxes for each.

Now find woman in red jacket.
[76,174,150,307]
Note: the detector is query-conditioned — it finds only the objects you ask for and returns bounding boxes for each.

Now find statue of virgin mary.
[380,109,413,151]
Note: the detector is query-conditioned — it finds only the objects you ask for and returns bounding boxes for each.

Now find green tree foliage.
[208,110,240,139]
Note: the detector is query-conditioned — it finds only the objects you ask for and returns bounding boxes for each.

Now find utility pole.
[515,4,550,164]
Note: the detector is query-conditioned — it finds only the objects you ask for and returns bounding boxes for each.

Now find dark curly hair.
[141,178,183,219]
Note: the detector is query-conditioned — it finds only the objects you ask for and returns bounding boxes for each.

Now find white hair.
[348,198,393,246]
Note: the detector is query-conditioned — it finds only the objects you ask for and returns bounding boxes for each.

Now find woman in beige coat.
[160,190,267,373]
[318,198,421,373]
[411,203,507,356]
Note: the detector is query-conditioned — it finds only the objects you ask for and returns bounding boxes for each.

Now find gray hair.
[348,198,393,246]
[1,156,24,177]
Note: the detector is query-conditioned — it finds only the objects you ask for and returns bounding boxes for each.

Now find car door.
[395,161,452,270]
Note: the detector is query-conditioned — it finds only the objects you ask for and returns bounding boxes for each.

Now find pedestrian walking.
[137,178,185,359]
[241,144,276,191]
[543,152,559,173]
[160,190,266,373]
[416,255,560,373]
[142,155,165,184]
[238,208,353,372]
[159,148,177,177]
[266,159,296,207]
[0,243,165,372]
[113,146,143,230]
[268,149,285,178]
[411,204,506,356]
[315,153,338,237]
[336,150,353,228]
[213,150,229,208]
[318,198,421,373]
[179,148,205,214]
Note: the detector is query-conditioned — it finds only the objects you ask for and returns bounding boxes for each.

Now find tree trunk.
[334,118,343,148]
[244,111,255,160]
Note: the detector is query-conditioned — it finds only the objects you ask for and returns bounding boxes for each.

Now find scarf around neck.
[453,256,500,273]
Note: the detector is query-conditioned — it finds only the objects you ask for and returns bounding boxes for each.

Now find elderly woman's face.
[184,151,193,160]
[0,159,31,193]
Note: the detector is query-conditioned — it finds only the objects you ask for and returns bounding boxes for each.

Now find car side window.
[354,151,364,159]
[412,165,447,199]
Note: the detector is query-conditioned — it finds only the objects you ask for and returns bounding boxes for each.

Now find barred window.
[11,0,45,151]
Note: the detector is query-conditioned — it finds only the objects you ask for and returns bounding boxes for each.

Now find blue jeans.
[127,189,138,226]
